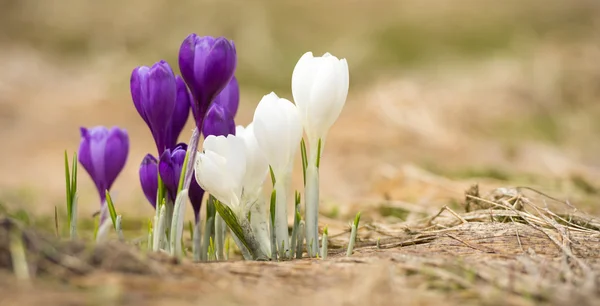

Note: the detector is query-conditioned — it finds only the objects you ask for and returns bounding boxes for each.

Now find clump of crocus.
[291,52,349,257]
[253,92,303,258]
[78,126,129,226]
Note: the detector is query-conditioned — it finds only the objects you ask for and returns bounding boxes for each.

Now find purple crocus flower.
[139,154,158,208]
[178,34,237,127]
[78,126,129,223]
[189,175,205,223]
[202,103,236,137]
[158,143,188,201]
[130,60,177,153]
[165,76,192,150]
[212,76,240,117]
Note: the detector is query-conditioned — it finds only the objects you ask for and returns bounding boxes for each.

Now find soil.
[1,186,599,306]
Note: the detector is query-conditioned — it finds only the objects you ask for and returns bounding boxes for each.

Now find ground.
[1,0,600,305]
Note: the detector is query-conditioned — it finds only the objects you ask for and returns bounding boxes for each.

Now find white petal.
[305,56,346,140]
[240,123,268,192]
[225,135,247,198]
[291,52,316,114]
[253,93,302,173]
[194,152,229,204]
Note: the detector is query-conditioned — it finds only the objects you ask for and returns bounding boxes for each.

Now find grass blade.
[300,139,308,185]
[104,190,118,230]
[64,151,72,225]
[213,199,251,254]
[269,166,276,187]
[316,138,322,168]
[177,151,190,194]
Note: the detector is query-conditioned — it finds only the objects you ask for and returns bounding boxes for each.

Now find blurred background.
[1,0,600,225]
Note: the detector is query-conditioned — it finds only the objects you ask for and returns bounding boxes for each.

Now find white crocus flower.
[194,135,246,215]
[253,92,302,258]
[291,51,349,257]
[194,134,270,260]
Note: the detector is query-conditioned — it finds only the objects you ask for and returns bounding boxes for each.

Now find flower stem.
[305,162,320,257]
[193,220,202,262]
[289,192,301,258]
[153,205,166,252]
[201,216,214,261]
[230,229,252,260]
[69,195,78,239]
[321,226,328,259]
[169,190,188,258]
[296,220,305,259]
[215,212,225,260]
[274,173,291,259]
[182,127,201,190]
[249,195,272,258]
[115,215,124,241]
[346,212,361,257]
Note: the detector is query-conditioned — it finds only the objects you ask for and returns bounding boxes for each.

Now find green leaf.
[212,199,251,253]
[316,138,322,168]
[177,151,190,194]
[64,151,72,224]
[207,195,217,218]
[147,218,153,234]
[93,217,99,240]
[300,139,308,185]
[323,225,329,235]
[295,190,301,209]
[188,220,194,240]
[54,206,59,237]
[269,166,276,187]
[105,190,118,230]
[296,211,302,222]
[157,175,165,209]
[71,152,78,201]
[354,211,362,227]
[270,189,276,226]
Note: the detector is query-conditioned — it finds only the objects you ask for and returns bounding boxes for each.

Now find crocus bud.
[165,76,192,150]
[252,92,302,174]
[213,76,240,117]
[291,52,349,142]
[139,154,158,208]
[236,123,268,196]
[189,174,205,223]
[202,103,236,137]
[178,34,237,126]
[158,143,188,201]
[78,126,129,222]
[131,60,177,153]
[194,135,246,212]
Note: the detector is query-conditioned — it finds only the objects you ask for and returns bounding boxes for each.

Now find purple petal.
[78,127,97,191]
[130,66,152,128]
[165,76,191,150]
[178,34,237,128]
[103,127,129,192]
[78,126,128,203]
[139,154,158,208]
[213,76,239,117]
[158,143,188,200]
[202,103,236,137]
[188,173,205,223]
[146,60,177,152]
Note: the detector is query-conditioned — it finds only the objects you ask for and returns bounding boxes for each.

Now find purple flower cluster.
[78,34,239,224]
